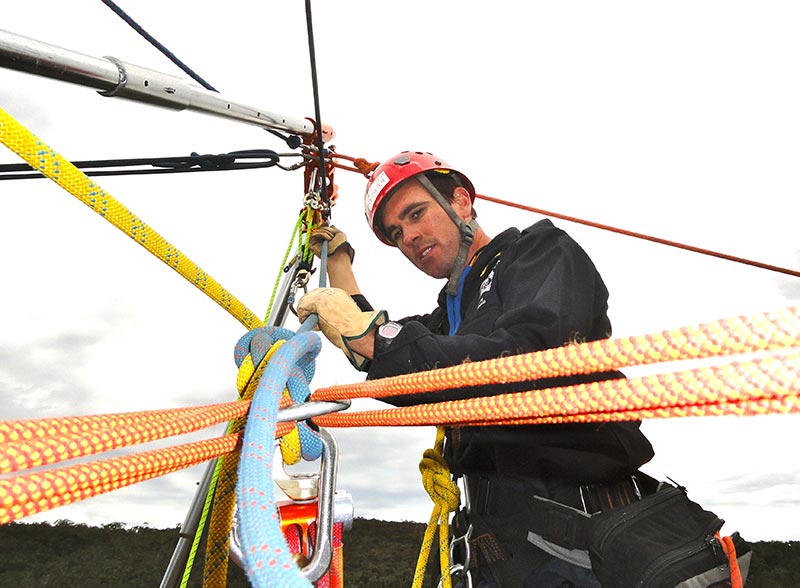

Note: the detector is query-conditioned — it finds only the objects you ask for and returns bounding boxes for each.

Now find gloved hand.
[298,288,386,370]
[309,225,355,263]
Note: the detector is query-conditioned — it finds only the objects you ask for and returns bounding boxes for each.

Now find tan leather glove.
[297,288,386,370]
[308,225,355,263]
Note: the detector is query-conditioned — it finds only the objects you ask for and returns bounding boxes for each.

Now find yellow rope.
[0,106,263,330]
[413,427,459,588]
[202,340,286,588]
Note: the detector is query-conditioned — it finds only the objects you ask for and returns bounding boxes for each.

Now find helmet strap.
[417,175,478,295]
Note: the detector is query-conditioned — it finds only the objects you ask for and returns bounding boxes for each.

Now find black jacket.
[366,219,654,484]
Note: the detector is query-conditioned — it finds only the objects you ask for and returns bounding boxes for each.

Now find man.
[298,151,656,587]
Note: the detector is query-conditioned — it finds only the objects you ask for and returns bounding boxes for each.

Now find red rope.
[475,193,800,279]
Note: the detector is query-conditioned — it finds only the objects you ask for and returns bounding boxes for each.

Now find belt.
[466,473,649,518]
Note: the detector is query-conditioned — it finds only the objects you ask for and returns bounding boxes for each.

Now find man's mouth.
[419,245,434,260]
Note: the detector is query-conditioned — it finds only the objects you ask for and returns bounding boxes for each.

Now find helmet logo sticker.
[365,170,390,217]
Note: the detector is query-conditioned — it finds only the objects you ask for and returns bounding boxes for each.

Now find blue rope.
[234,327,321,588]
[99,0,218,91]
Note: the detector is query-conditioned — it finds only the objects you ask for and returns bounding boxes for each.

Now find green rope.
[264,215,304,324]
[180,460,222,587]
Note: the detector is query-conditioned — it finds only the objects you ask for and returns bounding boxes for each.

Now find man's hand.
[298,288,385,370]
[309,225,355,263]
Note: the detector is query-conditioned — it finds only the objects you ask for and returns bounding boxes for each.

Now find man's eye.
[390,228,402,242]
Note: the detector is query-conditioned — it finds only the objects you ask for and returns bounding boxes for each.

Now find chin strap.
[417,175,478,295]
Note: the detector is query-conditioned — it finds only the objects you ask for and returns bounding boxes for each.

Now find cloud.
[0,331,105,419]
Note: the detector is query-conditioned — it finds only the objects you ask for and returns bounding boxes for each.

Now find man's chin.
[413,261,448,279]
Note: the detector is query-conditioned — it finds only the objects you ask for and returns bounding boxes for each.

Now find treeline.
[0,518,797,587]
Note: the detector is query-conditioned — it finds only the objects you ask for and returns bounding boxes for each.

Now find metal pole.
[0,29,314,136]
[159,460,217,588]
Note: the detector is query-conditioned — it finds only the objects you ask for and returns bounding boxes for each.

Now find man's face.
[380,179,472,279]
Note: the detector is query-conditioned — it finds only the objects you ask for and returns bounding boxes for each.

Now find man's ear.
[452,187,473,221]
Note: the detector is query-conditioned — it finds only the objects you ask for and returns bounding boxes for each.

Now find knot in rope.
[353,157,379,178]
[235,328,321,588]
[412,427,459,588]
[234,327,322,462]
[419,448,460,515]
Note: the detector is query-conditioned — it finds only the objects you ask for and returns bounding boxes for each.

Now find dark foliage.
[0,518,796,587]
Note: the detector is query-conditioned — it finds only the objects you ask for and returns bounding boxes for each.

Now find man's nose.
[400,224,420,247]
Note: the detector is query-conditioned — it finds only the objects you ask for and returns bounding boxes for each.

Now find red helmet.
[364,151,475,245]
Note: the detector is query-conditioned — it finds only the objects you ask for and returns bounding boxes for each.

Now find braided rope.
[236,330,321,588]
[203,334,286,588]
[0,402,248,474]
[315,352,800,428]
[0,434,240,524]
[413,427,458,588]
[0,106,262,330]
[311,306,800,402]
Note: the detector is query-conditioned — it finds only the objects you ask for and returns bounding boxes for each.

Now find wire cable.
[304,0,330,212]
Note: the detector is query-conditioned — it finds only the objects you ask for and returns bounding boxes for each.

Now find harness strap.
[416,174,478,296]
[528,496,594,551]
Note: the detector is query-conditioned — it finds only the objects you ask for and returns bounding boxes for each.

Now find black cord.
[304,0,331,218]
[0,150,286,180]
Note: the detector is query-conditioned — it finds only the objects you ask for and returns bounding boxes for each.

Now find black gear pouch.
[587,485,751,588]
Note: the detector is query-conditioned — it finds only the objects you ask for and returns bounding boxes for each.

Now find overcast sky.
[1,1,799,544]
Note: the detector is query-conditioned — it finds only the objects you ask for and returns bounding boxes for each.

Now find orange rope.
[717,532,744,588]
[311,306,800,402]
[0,433,240,524]
[0,402,248,473]
[0,401,296,475]
[328,151,379,177]
[3,307,797,525]
[314,352,800,428]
